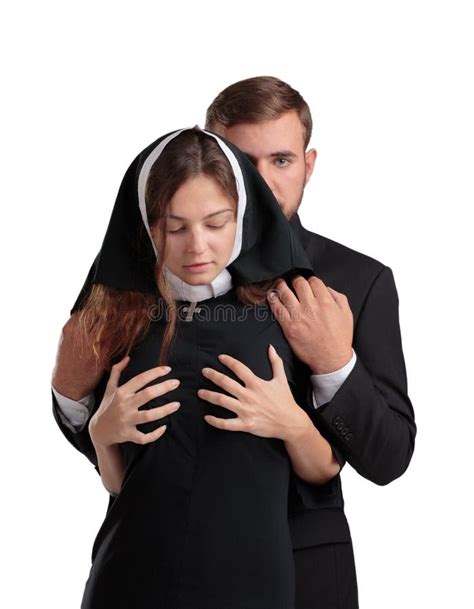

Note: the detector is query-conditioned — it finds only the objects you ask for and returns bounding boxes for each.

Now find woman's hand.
[198,344,311,442]
[89,356,181,449]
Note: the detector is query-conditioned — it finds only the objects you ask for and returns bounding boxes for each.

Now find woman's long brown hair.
[74,128,282,372]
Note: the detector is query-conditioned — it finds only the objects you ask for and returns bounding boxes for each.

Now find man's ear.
[304,148,317,185]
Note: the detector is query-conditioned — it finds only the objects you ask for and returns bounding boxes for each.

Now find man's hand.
[198,345,312,443]
[51,312,107,400]
[89,356,181,448]
[266,275,354,375]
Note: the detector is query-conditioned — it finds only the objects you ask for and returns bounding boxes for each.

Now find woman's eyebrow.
[167,209,234,221]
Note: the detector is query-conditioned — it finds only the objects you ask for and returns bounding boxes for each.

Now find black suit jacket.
[285,213,416,548]
[51,212,416,550]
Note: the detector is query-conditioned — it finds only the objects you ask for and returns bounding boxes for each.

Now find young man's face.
[219,110,317,220]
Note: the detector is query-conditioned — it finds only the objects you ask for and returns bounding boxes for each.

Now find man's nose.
[255,161,274,190]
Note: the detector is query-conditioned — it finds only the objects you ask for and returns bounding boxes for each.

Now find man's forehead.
[222,113,306,156]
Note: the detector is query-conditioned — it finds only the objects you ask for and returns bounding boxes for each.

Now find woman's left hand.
[198,344,311,442]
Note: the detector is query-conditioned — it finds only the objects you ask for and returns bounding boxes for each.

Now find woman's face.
[151,175,238,285]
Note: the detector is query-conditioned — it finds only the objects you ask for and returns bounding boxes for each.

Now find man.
[52,77,416,608]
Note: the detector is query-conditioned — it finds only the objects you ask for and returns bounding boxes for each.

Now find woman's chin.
[179,269,220,285]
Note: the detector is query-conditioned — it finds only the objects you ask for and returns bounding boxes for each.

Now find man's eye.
[275,158,290,167]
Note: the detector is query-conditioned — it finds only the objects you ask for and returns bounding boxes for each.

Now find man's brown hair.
[205,76,313,149]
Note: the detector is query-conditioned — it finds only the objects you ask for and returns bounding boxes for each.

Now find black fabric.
[293,541,359,609]
[285,215,416,559]
[80,291,316,609]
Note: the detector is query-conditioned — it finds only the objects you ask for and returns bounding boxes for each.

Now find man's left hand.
[267,275,354,374]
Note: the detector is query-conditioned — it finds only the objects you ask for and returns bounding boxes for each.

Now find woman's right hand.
[89,355,181,448]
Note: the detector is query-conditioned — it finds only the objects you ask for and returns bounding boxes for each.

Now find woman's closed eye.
[168,224,226,233]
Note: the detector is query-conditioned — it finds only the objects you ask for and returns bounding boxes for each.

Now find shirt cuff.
[311,349,357,409]
[51,384,96,432]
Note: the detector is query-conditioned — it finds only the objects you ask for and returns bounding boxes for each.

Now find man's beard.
[285,181,306,221]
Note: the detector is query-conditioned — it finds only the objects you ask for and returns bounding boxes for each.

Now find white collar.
[163,265,233,303]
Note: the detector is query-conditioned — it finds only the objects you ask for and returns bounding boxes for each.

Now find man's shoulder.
[312,229,385,272]
[299,220,385,275]
[293,217,389,311]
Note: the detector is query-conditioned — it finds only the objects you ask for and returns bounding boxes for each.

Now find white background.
[2,1,473,607]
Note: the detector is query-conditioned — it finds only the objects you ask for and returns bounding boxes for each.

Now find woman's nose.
[186,229,207,253]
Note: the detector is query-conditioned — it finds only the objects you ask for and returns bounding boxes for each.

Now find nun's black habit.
[68,127,316,609]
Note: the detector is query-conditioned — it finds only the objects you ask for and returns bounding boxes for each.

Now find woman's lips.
[183,262,212,272]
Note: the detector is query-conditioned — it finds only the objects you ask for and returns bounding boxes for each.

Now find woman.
[53,126,340,609]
